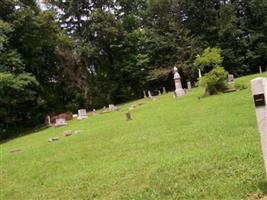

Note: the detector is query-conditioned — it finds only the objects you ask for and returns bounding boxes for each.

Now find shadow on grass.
[259,181,267,196]
[0,125,50,145]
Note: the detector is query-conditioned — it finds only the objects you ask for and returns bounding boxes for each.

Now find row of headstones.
[48,104,121,127]
[143,87,167,99]
[48,109,89,127]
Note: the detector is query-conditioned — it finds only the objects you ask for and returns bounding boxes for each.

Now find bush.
[200,66,228,95]
[234,82,248,90]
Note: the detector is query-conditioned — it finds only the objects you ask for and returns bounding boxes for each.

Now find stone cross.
[173,66,185,97]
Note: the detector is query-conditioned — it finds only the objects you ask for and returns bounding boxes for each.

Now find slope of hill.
[1,73,267,199]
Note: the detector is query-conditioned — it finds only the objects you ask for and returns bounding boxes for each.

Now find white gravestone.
[78,109,88,120]
[251,77,267,179]
[143,91,147,98]
[109,104,115,111]
[55,118,67,127]
[162,87,167,94]
[259,66,263,74]
[198,68,202,79]
[93,109,97,116]
[148,90,153,99]
[228,74,235,83]
[47,116,51,126]
[187,81,192,90]
[173,67,185,97]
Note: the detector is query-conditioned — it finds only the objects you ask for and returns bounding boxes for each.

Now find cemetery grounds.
[1,73,267,199]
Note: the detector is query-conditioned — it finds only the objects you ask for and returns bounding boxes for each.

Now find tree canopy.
[1,0,267,139]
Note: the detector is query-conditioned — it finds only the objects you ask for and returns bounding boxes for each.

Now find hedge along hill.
[1,73,267,199]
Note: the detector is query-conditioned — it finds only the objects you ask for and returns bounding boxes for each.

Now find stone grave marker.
[55,118,67,127]
[228,74,235,83]
[126,112,132,121]
[187,81,192,90]
[78,109,88,120]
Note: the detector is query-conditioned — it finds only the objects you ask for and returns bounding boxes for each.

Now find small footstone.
[48,137,59,142]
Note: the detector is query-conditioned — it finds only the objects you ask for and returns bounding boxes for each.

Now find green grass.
[1,73,267,199]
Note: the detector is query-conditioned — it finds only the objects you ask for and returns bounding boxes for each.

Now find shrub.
[234,82,248,90]
[200,66,228,95]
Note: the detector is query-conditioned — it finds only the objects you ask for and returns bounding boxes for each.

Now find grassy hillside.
[1,73,267,199]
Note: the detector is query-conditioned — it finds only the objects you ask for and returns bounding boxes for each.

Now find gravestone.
[48,137,59,142]
[251,77,267,179]
[162,87,167,94]
[260,66,263,74]
[158,90,161,96]
[64,130,72,137]
[126,112,132,121]
[78,109,88,120]
[143,91,147,98]
[109,104,115,111]
[47,116,51,126]
[187,81,192,90]
[228,74,235,83]
[148,90,153,99]
[198,68,202,79]
[93,109,97,116]
[55,118,67,127]
[173,66,185,97]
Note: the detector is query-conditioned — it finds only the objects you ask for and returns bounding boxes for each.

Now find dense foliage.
[1,0,267,139]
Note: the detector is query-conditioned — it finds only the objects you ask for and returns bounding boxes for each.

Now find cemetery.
[1,72,267,199]
[2,1,267,200]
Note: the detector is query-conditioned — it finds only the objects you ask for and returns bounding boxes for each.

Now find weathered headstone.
[78,109,88,120]
[148,90,153,99]
[228,74,235,83]
[260,66,263,74]
[48,137,59,142]
[143,90,147,98]
[93,109,97,116]
[47,116,51,126]
[158,90,161,96]
[126,112,132,121]
[55,118,67,127]
[109,104,115,111]
[64,130,72,137]
[187,81,192,90]
[162,87,167,94]
[251,77,267,179]
[173,66,185,97]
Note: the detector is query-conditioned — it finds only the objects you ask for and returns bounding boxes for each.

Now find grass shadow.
[0,125,50,145]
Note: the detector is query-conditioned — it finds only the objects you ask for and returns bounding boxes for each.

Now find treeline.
[1,0,267,139]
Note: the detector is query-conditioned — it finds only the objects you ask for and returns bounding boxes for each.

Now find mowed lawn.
[1,73,267,199]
